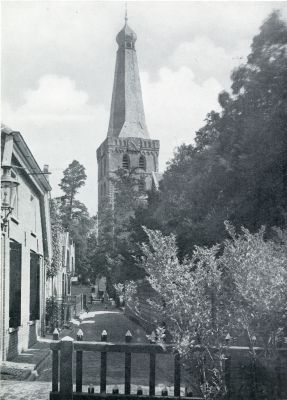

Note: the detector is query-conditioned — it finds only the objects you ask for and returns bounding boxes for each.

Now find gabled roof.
[1,123,52,192]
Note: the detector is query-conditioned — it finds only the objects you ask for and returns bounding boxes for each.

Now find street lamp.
[1,167,19,231]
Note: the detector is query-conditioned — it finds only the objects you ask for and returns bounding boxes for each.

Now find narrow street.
[37,302,174,387]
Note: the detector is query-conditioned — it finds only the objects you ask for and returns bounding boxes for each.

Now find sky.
[2,1,287,215]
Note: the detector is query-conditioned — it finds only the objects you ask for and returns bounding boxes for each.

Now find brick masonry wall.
[97,137,160,211]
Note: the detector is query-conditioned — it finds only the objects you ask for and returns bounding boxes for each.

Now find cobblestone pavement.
[37,303,174,387]
[0,380,51,400]
[0,303,175,399]
[0,380,184,400]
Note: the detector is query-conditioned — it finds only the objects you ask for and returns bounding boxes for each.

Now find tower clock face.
[127,138,141,152]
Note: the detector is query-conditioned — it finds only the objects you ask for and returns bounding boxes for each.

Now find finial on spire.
[125,2,128,24]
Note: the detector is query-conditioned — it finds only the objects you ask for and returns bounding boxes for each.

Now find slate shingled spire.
[107,17,149,139]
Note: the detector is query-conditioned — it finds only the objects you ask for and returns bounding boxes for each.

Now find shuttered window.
[122,154,130,169]
[139,155,146,170]
[9,241,22,328]
[30,252,40,320]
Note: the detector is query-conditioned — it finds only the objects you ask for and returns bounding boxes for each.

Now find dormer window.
[139,155,146,170]
[122,154,130,169]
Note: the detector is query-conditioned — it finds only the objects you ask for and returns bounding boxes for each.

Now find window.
[139,178,146,192]
[11,171,18,218]
[9,241,22,328]
[62,246,65,267]
[30,252,40,320]
[30,194,37,233]
[139,155,146,170]
[62,273,67,297]
[67,249,70,271]
[103,157,106,176]
[122,154,130,169]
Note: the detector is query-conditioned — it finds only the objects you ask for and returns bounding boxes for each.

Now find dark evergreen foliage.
[131,11,287,257]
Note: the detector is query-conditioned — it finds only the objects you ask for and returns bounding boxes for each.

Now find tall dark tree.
[131,11,287,258]
[59,160,87,229]
[57,160,93,279]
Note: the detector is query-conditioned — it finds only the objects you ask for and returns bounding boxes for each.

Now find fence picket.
[174,351,181,397]
[59,336,74,400]
[52,349,59,392]
[100,330,108,393]
[76,329,84,392]
[149,353,156,396]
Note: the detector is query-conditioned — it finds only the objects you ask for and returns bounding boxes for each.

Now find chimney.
[43,164,49,181]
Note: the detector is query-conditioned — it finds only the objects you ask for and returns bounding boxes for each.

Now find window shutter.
[9,241,22,328]
[30,252,40,320]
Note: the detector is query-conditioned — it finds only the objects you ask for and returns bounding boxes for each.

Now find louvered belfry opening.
[139,154,146,170]
[122,154,130,169]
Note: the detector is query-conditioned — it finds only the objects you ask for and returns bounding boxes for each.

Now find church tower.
[97,17,160,214]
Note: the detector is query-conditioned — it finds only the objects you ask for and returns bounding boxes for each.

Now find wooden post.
[60,336,74,400]
[174,351,181,396]
[125,331,132,394]
[76,329,83,393]
[225,355,231,400]
[162,386,168,396]
[52,330,59,393]
[149,353,156,396]
[100,330,107,393]
[53,328,59,340]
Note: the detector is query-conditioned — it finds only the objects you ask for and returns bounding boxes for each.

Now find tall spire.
[107,17,149,139]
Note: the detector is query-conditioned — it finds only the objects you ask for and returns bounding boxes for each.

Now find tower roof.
[107,20,149,139]
[116,23,137,47]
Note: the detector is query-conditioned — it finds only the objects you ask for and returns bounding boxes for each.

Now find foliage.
[47,199,64,278]
[131,11,287,257]
[45,296,59,331]
[57,160,94,279]
[114,280,138,307]
[59,160,87,227]
[221,221,287,348]
[136,224,287,397]
[95,168,147,284]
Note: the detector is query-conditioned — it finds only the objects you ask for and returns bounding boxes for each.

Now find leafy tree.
[135,225,287,398]
[131,11,287,257]
[95,168,147,284]
[47,199,64,279]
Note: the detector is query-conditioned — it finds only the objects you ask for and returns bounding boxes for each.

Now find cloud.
[3,68,222,215]
[141,66,223,170]
[9,75,93,121]
[2,2,287,215]
[169,36,250,88]
[2,74,109,215]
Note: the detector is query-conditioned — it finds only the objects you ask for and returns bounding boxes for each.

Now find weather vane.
[125,2,128,24]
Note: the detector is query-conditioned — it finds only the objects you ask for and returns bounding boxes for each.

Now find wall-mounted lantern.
[1,167,19,232]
